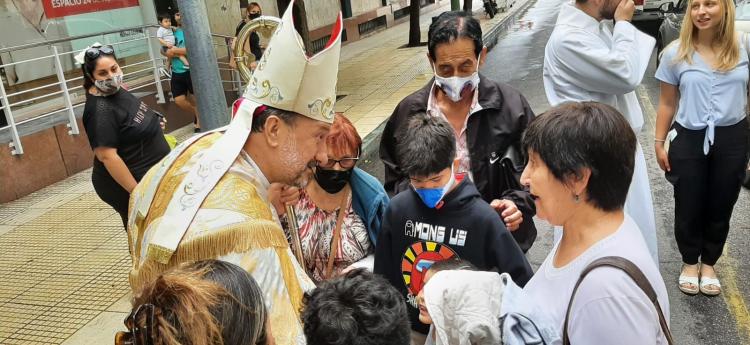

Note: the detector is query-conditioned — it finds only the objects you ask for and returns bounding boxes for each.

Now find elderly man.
[543,0,658,262]
[380,11,537,253]
[127,3,343,344]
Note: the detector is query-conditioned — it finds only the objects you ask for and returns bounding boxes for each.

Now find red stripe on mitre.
[323,12,343,50]
[231,98,244,119]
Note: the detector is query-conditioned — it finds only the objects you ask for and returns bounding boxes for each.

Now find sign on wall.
[43,0,140,19]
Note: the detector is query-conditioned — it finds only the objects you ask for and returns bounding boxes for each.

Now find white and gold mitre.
[233,1,343,127]
[135,1,344,265]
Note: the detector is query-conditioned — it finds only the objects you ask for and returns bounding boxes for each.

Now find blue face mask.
[413,168,456,209]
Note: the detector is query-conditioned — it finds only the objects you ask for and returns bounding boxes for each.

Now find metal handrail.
[0,24,157,54]
[1,24,243,156]
[5,82,63,98]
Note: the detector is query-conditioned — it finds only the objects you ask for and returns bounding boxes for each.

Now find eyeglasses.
[318,154,360,169]
[114,304,155,345]
[84,44,114,62]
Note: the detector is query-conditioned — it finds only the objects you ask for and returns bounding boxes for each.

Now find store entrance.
[154,0,179,15]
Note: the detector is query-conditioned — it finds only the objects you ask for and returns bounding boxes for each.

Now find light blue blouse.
[655,42,748,154]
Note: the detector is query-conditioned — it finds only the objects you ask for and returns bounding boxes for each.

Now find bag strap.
[325,186,351,279]
[562,256,674,345]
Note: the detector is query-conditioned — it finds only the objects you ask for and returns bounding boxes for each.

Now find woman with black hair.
[80,44,170,227]
[521,102,670,344]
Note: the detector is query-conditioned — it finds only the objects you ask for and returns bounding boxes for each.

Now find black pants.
[666,120,749,265]
[92,170,130,229]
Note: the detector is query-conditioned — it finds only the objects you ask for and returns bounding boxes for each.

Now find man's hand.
[614,0,635,22]
[268,183,300,216]
[490,199,523,231]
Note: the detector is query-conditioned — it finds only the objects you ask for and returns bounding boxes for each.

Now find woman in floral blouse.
[270,114,389,283]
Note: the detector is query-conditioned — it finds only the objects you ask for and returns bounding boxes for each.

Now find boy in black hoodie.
[374,113,533,340]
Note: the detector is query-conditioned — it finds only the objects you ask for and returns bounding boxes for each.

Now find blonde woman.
[655,0,749,296]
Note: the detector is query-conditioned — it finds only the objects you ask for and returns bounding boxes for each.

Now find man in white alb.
[543,0,658,262]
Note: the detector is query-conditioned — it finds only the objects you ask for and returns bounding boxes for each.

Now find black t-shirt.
[235,20,263,61]
[82,89,170,181]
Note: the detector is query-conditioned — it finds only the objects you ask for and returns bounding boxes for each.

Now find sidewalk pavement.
[0,1,531,343]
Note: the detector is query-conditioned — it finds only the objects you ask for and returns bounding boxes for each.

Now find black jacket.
[373,178,534,334]
[379,74,538,251]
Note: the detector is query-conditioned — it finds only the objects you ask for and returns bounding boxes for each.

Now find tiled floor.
[0,1,526,343]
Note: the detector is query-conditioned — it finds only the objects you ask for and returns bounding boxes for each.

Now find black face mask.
[248,12,261,20]
[314,167,352,194]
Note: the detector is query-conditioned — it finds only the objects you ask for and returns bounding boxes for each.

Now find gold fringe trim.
[132,219,290,291]
[275,247,305,316]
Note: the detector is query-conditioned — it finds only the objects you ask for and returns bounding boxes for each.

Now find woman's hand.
[159,116,167,130]
[94,147,138,193]
[655,143,671,172]
[490,199,523,231]
[268,183,300,216]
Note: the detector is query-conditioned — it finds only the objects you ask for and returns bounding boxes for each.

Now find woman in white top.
[521,102,670,344]
[655,0,749,296]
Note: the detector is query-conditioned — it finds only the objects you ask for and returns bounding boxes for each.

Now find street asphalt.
[359,0,750,343]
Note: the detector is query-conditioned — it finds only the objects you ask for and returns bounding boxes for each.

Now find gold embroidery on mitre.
[308,98,334,120]
[248,77,284,104]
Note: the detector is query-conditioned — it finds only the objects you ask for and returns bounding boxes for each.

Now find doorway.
[154,0,179,16]
[276,0,311,53]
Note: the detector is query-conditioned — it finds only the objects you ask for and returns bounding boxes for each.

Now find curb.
[357,0,540,170]
[483,0,538,49]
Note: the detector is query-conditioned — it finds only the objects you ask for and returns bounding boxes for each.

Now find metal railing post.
[0,75,23,155]
[52,45,80,135]
[146,31,166,104]
[225,41,237,92]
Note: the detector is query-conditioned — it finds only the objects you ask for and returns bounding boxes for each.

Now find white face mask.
[94,74,123,95]
[433,55,481,103]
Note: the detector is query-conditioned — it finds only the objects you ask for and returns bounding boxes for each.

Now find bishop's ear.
[263,115,284,148]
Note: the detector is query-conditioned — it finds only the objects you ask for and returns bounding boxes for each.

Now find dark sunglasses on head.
[85,44,114,62]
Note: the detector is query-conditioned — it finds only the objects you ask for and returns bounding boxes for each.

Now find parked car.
[658,0,750,55]
[645,0,678,11]
[656,0,750,189]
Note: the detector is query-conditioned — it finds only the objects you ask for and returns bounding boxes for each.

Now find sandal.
[678,264,700,295]
[700,276,722,296]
